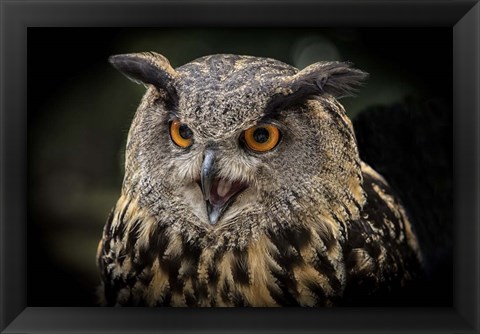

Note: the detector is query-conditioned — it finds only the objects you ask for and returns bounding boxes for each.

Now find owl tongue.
[204,177,247,224]
[209,178,245,207]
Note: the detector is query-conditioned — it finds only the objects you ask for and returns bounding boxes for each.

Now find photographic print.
[27,27,452,308]
[3,0,480,332]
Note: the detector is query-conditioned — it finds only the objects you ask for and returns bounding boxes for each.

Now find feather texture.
[97,53,422,307]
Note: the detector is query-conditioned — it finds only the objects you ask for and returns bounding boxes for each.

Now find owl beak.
[200,149,248,225]
[200,149,221,224]
[200,149,216,203]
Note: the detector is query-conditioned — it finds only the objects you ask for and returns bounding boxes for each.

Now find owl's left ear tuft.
[289,61,368,99]
[109,52,177,96]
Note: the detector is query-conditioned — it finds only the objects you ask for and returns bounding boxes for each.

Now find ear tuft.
[109,52,177,95]
[289,61,369,99]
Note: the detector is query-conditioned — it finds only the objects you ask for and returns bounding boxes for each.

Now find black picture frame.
[1,1,479,333]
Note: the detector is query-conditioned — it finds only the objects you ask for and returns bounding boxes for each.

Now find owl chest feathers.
[98,164,420,307]
[99,191,352,307]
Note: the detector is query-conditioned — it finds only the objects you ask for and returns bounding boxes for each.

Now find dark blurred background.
[27,28,452,306]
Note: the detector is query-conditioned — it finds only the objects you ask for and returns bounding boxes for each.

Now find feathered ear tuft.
[266,61,368,113]
[289,61,369,99]
[109,52,177,96]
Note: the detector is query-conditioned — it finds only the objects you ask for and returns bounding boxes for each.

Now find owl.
[97,52,422,307]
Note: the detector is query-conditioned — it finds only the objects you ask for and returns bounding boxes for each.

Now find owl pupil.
[253,128,269,143]
[179,124,193,139]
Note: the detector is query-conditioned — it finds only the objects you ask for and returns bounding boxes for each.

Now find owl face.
[111,53,367,231]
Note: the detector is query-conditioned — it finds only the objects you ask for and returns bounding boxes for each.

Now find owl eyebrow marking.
[263,91,312,117]
[154,91,179,113]
[166,109,181,122]
[256,114,288,131]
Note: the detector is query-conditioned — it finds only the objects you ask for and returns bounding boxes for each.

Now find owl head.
[110,52,367,242]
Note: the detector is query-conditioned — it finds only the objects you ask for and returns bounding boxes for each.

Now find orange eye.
[170,120,193,148]
[243,124,281,152]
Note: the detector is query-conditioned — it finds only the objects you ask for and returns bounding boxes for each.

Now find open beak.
[200,149,248,225]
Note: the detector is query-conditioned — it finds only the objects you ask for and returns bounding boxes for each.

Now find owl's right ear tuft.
[290,61,369,99]
[267,61,368,113]
[109,52,177,95]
